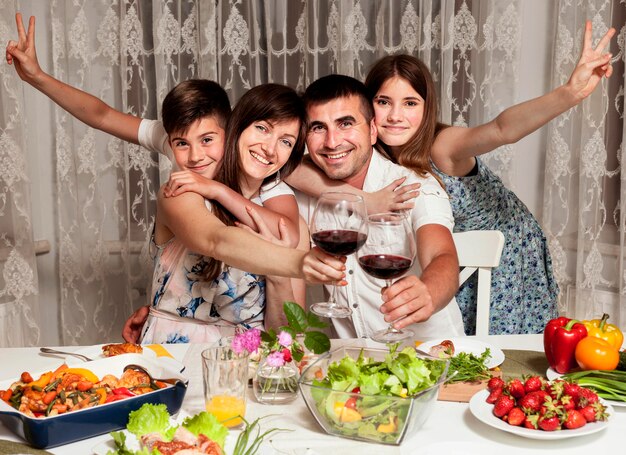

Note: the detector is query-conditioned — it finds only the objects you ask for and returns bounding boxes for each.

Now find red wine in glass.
[311,230,367,256]
[309,192,368,318]
[358,254,412,280]
[357,212,416,342]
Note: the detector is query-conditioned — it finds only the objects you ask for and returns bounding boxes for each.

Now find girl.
[136,84,345,344]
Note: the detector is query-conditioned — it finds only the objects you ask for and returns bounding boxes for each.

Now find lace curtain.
[2,0,522,346]
[543,0,626,327]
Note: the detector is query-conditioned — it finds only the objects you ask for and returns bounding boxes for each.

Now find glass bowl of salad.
[298,345,449,445]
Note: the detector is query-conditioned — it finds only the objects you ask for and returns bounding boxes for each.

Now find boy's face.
[169,117,225,179]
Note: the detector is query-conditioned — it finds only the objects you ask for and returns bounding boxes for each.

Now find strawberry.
[487,376,505,391]
[578,388,599,406]
[506,407,525,426]
[524,414,539,429]
[580,402,609,422]
[493,395,515,418]
[564,409,586,429]
[523,376,543,394]
[538,415,561,431]
[559,395,575,411]
[507,379,525,399]
[547,380,565,400]
[486,387,503,404]
[518,391,544,413]
[563,382,581,404]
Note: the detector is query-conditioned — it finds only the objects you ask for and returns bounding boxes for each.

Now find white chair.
[452,230,505,337]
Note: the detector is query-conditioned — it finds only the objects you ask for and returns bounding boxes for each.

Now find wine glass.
[357,212,417,342]
[309,191,368,318]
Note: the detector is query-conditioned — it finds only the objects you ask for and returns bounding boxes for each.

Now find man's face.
[305,95,377,182]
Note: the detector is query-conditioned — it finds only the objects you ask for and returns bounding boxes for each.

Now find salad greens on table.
[107,403,278,455]
[446,348,492,384]
[308,345,446,444]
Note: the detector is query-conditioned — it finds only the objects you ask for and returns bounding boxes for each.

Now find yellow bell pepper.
[582,313,623,351]
[62,367,100,384]
[29,371,53,389]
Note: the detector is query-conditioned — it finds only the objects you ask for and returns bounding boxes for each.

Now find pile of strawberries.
[486,376,609,431]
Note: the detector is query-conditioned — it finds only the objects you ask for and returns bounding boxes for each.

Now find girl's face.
[373,76,424,149]
[170,117,225,179]
[237,118,300,188]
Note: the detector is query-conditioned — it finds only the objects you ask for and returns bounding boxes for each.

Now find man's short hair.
[162,79,231,135]
[303,74,374,122]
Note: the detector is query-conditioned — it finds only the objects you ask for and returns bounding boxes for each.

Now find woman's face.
[237,118,300,185]
[373,76,424,149]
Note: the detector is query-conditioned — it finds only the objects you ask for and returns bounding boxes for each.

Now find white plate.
[546,367,626,408]
[418,337,505,369]
[469,389,613,440]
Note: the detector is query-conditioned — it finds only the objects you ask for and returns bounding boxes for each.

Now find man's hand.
[164,170,217,198]
[122,305,150,343]
[379,275,437,329]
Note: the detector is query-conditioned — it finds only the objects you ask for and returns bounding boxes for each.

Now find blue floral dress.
[140,235,266,344]
[432,158,558,335]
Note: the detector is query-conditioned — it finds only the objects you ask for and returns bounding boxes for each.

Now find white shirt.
[296,149,465,339]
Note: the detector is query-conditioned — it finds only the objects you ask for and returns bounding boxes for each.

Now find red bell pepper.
[544,317,588,374]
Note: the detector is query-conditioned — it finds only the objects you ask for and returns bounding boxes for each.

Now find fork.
[39,347,93,362]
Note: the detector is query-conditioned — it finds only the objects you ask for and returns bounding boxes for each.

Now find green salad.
[308,346,447,444]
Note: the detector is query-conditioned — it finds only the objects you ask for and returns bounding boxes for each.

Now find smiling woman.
[139,84,346,345]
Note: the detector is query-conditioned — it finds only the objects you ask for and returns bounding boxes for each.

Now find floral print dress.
[140,234,266,344]
[432,158,559,335]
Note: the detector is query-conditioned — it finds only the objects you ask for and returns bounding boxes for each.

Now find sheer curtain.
[543,0,626,327]
[3,0,523,346]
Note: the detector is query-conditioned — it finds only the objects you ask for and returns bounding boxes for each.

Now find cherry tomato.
[345,397,357,409]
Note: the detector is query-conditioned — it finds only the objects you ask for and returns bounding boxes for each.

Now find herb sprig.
[446,348,492,384]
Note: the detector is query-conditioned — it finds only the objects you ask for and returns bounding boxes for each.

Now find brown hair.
[365,55,447,181]
[162,79,231,135]
[205,83,307,280]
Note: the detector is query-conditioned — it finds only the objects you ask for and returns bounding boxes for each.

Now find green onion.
[562,370,626,402]
[446,348,492,384]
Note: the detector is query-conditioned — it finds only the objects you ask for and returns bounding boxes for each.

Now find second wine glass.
[357,212,416,342]
[309,191,368,318]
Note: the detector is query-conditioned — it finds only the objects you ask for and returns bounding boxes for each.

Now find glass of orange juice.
[201,343,249,428]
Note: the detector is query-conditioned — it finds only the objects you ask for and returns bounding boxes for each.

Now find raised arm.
[285,157,419,213]
[6,13,141,144]
[381,224,459,329]
[164,170,300,246]
[432,20,615,176]
[157,189,346,283]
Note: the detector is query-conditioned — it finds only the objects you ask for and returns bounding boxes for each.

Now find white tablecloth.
[0,335,623,454]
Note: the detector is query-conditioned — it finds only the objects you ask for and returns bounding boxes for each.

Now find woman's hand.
[235,206,292,248]
[363,177,420,214]
[567,20,615,101]
[164,170,217,198]
[301,247,347,285]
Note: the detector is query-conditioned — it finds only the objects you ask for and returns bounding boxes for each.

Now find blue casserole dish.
[0,353,188,449]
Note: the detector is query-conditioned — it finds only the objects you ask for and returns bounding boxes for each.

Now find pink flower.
[231,328,261,354]
[266,350,286,367]
[282,348,292,363]
[277,331,293,348]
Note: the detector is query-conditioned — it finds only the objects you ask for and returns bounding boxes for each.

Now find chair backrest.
[452,230,505,337]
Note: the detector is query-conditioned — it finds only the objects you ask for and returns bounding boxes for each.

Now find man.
[297,74,465,339]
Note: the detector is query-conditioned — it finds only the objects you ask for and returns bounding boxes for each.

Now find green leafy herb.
[446,348,492,384]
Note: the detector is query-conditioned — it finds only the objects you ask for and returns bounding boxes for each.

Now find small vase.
[253,356,299,404]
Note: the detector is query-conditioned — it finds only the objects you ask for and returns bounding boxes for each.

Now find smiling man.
[297,74,465,339]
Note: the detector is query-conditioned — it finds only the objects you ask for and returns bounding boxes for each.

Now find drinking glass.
[309,191,368,318]
[201,344,249,428]
[357,212,417,342]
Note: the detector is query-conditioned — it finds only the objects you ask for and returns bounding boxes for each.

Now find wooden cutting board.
[437,370,502,402]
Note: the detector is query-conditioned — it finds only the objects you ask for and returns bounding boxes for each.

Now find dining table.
[0,334,623,455]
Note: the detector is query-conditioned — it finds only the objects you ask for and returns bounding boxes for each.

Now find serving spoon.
[39,347,93,362]
[123,364,185,386]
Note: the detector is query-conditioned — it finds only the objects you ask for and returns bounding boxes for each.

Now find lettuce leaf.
[182,411,228,448]
[126,403,174,438]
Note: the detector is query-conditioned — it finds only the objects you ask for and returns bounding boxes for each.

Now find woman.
[140,84,344,344]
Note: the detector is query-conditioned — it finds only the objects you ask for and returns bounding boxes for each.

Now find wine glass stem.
[328,283,338,307]
[385,279,399,334]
